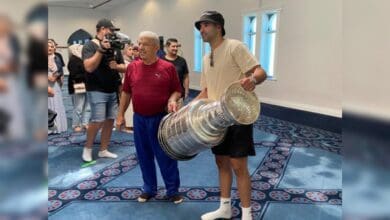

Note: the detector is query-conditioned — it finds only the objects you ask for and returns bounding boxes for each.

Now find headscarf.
[68,44,83,59]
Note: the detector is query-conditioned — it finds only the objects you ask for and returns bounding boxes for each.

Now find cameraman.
[81,18,126,162]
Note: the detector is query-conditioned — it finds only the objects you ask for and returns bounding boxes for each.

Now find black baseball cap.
[195,11,225,36]
[96,18,119,31]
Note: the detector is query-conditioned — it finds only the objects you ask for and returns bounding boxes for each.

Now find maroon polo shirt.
[122,58,182,116]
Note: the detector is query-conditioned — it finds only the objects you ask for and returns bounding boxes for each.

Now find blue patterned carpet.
[48,80,342,220]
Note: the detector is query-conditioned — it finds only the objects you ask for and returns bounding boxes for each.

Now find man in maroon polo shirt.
[116,31,183,204]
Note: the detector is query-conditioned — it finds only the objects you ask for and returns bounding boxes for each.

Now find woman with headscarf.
[48,40,67,133]
[68,44,90,132]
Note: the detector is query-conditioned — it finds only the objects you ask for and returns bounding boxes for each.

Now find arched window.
[67,29,92,45]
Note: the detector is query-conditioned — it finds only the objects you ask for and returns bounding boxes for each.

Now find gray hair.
[139,31,159,46]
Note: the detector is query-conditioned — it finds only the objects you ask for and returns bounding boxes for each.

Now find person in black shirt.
[81,18,126,162]
[162,38,189,99]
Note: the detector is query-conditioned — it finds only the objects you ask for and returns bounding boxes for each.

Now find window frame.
[259,8,281,80]
[242,8,281,80]
[193,28,211,73]
[242,13,257,56]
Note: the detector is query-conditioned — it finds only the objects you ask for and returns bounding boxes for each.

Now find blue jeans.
[87,91,118,123]
[133,112,180,197]
[72,93,91,128]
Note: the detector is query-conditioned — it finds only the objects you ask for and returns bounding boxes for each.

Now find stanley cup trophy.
[158,82,261,161]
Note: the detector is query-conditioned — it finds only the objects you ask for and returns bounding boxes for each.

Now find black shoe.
[169,194,184,204]
[138,193,153,202]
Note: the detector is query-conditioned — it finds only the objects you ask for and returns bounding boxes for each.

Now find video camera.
[103,30,131,62]
[105,31,131,51]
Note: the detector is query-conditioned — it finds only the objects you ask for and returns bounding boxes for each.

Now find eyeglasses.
[210,51,214,67]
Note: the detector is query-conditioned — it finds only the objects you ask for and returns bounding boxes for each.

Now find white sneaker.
[241,207,252,220]
[82,147,93,162]
[201,209,232,220]
[98,149,118,159]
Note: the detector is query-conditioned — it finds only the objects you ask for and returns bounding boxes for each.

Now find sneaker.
[82,147,93,162]
[98,149,118,159]
[138,193,153,203]
[201,209,232,220]
[169,194,184,204]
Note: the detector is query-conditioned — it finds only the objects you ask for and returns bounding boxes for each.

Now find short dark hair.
[165,38,178,47]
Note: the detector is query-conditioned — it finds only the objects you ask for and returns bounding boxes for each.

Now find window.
[193,28,211,72]
[243,15,257,55]
[260,11,279,78]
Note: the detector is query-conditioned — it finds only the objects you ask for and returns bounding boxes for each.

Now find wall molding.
[260,102,341,133]
[188,89,341,133]
[260,97,342,118]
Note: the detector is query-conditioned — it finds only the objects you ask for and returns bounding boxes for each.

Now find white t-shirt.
[200,39,259,101]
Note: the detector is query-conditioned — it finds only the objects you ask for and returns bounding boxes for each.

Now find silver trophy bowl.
[158,82,260,160]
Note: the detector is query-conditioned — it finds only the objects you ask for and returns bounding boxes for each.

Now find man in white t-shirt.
[194,11,267,220]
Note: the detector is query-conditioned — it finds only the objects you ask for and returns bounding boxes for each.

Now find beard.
[201,34,211,42]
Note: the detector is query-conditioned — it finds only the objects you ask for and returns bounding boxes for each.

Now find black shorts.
[212,124,255,158]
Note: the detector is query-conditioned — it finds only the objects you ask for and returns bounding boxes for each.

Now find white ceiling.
[48,0,132,10]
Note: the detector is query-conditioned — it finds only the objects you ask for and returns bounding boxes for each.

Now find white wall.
[110,0,258,94]
[48,6,110,70]
[48,6,110,46]
[343,0,390,120]
[258,0,342,117]
[48,0,342,117]
[110,0,342,117]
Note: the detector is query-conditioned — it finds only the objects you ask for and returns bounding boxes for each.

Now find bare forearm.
[184,75,189,95]
[168,91,181,102]
[115,64,127,73]
[48,74,58,82]
[48,87,54,97]
[84,52,104,73]
[118,91,131,117]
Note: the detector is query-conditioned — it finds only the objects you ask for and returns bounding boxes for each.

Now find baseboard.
[187,89,341,133]
[260,97,341,117]
[260,103,341,133]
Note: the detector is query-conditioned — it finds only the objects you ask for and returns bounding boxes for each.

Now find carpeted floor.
[48,79,341,220]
